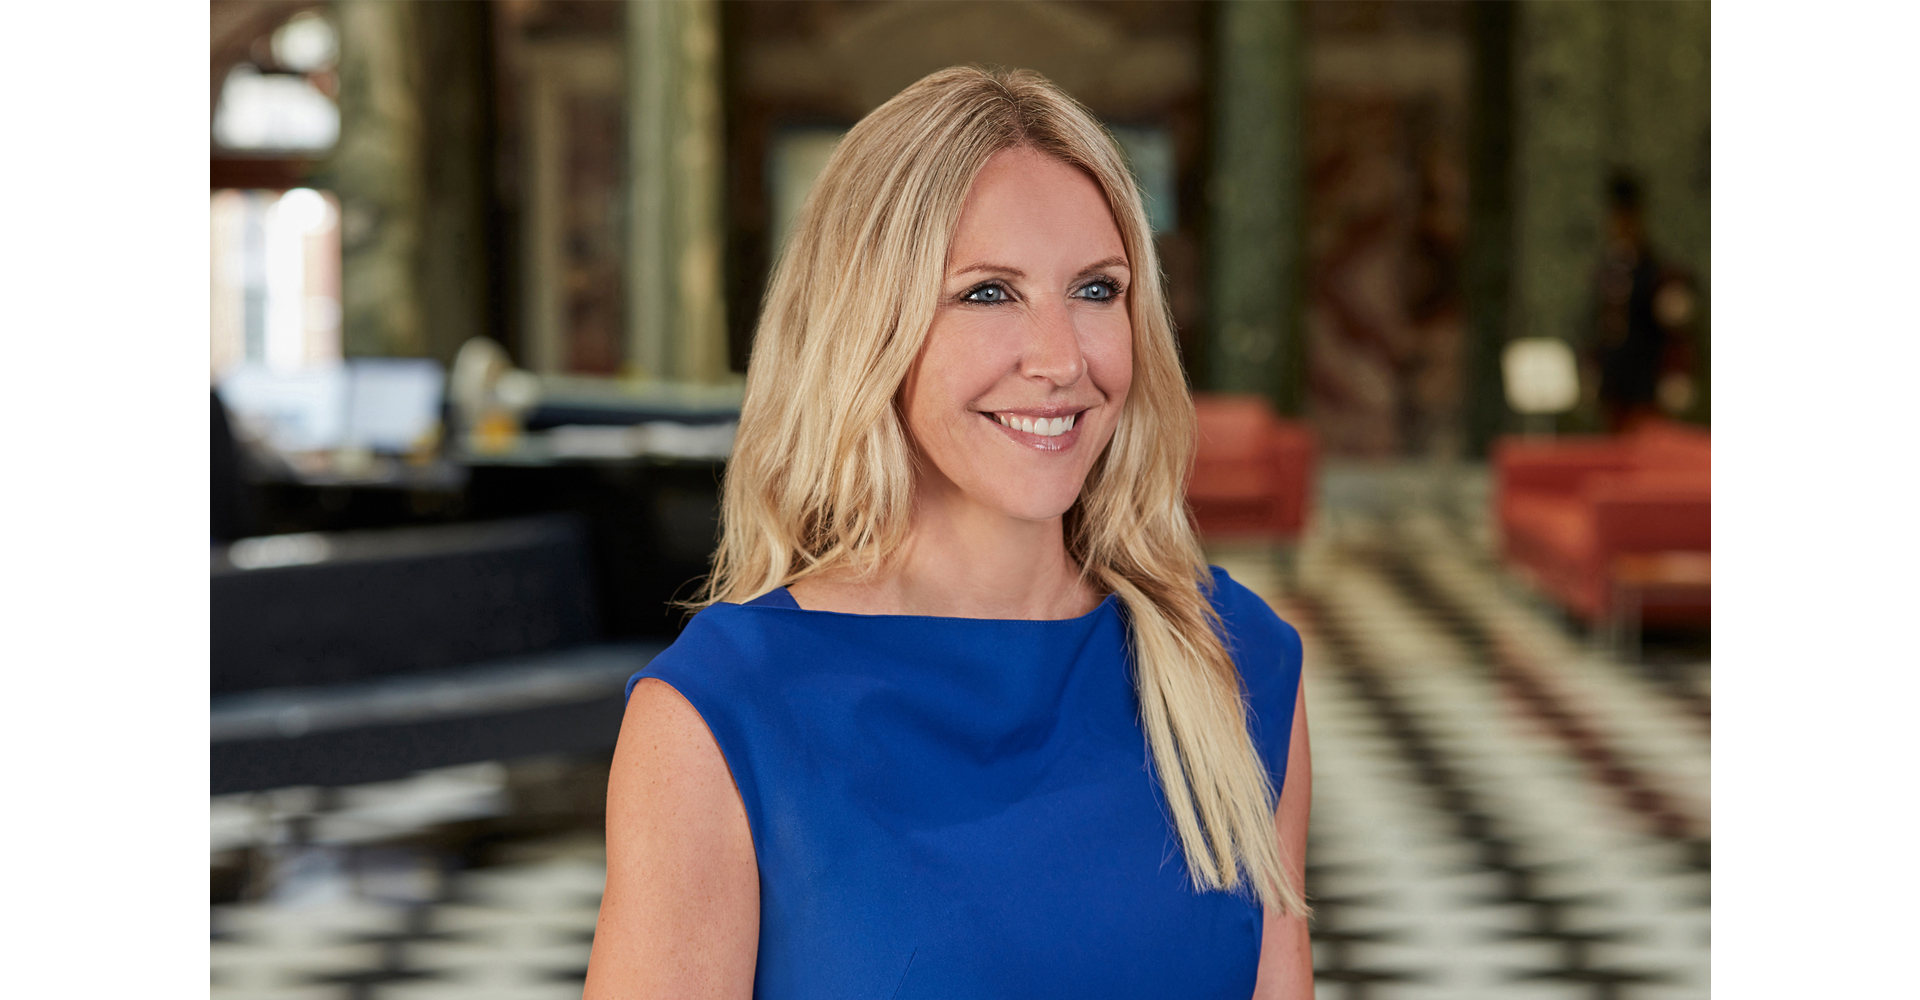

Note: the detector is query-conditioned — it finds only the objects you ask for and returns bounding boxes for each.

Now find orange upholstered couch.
[1189,394,1317,541]
[1494,420,1710,625]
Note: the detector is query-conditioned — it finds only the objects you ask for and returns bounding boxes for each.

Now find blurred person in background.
[586,68,1313,999]
[1592,171,1699,433]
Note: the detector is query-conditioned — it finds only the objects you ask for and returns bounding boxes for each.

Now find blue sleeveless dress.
[622,567,1303,999]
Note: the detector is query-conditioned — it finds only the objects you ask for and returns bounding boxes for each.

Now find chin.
[983,481,1086,523]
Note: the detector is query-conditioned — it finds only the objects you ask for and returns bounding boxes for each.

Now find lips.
[982,408,1087,451]
[992,412,1076,437]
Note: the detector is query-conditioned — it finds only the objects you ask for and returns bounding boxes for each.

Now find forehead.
[947,147,1127,267]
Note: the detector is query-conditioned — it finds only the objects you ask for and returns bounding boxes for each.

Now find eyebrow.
[948,256,1132,281]
[1075,256,1131,278]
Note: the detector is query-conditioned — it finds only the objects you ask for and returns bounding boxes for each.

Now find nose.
[1019,301,1086,387]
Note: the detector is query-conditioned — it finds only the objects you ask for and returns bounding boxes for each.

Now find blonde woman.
[586,67,1312,999]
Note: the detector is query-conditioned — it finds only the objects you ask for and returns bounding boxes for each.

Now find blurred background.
[208,2,1708,998]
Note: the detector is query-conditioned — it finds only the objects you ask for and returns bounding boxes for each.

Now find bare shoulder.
[615,678,742,780]
[585,679,759,999]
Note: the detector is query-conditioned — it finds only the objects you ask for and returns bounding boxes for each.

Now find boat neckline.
[734,587,1121,624]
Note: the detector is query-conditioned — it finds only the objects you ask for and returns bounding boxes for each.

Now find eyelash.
[959,278,1125,305]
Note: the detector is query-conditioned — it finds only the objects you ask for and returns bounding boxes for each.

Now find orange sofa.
[1189,394,1317,542]
[1494,420,1710,626]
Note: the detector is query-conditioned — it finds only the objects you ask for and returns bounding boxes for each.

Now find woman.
[586,67,1312,999]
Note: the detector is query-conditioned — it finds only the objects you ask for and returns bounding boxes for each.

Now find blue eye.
[1075,279,1120,302]
[963,283,1010,304]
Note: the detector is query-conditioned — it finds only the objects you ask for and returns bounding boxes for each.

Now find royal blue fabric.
[623,566,1303,999]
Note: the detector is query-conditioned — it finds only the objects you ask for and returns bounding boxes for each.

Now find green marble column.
[331,0,425,359]
[1510,0,1610,357]
[1206,0,1306,414]
[415,1,494,365]
[1505,0,1711,430]
[328,0,492,363]
[1610,0,1710,422]
[1463,0,1518,457]
[628,0,730,383]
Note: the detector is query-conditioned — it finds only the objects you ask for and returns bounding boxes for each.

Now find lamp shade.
[1502,337,1580,415]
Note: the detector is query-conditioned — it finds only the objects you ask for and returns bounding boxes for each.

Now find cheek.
[1083,320,1134,411]
[903,321,1004,445]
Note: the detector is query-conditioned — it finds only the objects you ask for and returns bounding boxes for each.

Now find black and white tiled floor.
[212,759,609,1000]
[1212,466,1708,999]
[211,466,1707,999]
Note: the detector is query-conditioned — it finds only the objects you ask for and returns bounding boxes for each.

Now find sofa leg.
[1599,584,1644,663]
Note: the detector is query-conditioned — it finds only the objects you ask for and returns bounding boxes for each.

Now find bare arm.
[584,679,759,999]
[1251,681,1313,999]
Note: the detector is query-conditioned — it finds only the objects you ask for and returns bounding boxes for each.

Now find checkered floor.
[211,467,1708,999]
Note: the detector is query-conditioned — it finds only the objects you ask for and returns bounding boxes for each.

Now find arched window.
[210,7,341,382]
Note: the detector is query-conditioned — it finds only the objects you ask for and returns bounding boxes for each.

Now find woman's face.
[900,146,1134,524]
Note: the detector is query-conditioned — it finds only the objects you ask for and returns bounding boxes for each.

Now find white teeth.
[995,413,1078,436]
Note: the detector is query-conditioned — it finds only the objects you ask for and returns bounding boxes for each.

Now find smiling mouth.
[989,411,1078,438]
[981,409,1089,452]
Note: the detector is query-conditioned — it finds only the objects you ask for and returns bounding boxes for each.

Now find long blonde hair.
[699,66,1306,919]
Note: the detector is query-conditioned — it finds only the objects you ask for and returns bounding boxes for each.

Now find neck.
[787,470,1101,620]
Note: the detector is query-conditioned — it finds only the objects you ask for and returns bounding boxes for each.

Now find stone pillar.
[1462,0,1517,457]
[1504,0,1710,429]
[1206,0,1306,413]
[331,0,425,358]
[1610,0,1710,422]
[1510,0,1610,356]
[416,1,495,365]
[628,0,730,383]
[330,0,492,364]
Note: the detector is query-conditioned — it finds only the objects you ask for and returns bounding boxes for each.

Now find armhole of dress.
[626,671,766,870]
